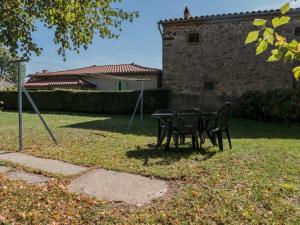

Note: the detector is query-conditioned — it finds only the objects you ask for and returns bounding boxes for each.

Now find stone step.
[67,169,169,205]
[0,152,88,176]
[0,166,49,185]
[0,166,11,173]
[4,171,50,185]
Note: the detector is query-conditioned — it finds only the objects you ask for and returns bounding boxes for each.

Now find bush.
[237,89,300,123]
[0,89,170,114]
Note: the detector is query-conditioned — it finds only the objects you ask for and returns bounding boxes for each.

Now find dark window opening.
[188,33,199,43]
[118,81,128,91]
[204,82,214,91]
[294,27,300,36]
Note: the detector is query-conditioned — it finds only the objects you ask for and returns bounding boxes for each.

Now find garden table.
[152,111,218,150]
[151,112,175,151]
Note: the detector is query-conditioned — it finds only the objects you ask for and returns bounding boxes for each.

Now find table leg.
[164,120,173,151]
[156,120,161,145]
[156,128,167,148]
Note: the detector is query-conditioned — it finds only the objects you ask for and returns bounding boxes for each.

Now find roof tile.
[24,77,95,88]
[31,63,162,77]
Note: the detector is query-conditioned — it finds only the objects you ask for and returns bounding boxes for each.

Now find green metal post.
[18,62,23,152]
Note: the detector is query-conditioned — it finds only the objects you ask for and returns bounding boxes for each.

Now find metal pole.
[140,82,144,122]
[127,91,142,131]
[23,87,58,145]
[17,62,23,152]
[0,73,58,145]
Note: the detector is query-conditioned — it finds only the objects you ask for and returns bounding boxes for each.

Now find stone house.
[159,7,300,110]
[25,63,162,91]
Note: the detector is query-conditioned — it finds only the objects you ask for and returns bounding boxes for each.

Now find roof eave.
[159,8,300,25]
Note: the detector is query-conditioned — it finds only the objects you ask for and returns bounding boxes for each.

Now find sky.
[26,0,300,75]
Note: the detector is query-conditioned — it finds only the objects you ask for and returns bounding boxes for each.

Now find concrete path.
[5,171,50,185]
[0,153,169,205]
[0,152,87,175]
[0,166,11,173]
[0,166,49,185]
[68,169,168,205]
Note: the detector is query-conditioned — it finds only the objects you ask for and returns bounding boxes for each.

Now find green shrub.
[0,89,170,114]
[237,89,300,123]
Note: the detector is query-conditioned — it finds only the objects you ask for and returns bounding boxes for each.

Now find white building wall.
[85,75,158,91]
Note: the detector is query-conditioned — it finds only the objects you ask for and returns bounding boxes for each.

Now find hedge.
[236,88,300,123]
[0,89,170,114]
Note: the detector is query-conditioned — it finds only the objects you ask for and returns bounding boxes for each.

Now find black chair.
[210,102,232,151]
[173,109,200,151]
[154,109,176,147]
[178,108,202,145]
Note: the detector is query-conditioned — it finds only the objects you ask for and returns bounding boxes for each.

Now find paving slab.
[67,169,168,205]
[0,153,87,176]
[5,171,50,185]
[0,166,11,173]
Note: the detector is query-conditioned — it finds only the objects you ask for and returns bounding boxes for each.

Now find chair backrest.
[175,109,200,133]
[217,102,232,128]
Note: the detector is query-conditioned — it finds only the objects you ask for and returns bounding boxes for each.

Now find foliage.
[237,89,300,123]
[245,1,300,80]
[0,46,26,82]
[0,112,299,223]
[0,0,139,59]
[0,89,170,113]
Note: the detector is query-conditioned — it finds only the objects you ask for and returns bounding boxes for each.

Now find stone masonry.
[159,8,300,110]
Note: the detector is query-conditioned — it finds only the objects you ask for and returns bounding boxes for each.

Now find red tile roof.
[24,77,96,89]
[31,63,162,77]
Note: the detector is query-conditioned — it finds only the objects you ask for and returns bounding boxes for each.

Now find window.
[117,81,128,91]
[294,27,300,36]
[188,33,199,43]
[204,82,214,91]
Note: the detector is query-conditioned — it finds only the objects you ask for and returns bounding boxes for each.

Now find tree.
[0,46,26,83]
[245,1,299,81]
[0,0,139,59]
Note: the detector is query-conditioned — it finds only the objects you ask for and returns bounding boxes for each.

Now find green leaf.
[272,16,291,28]
[293,66,300,80]
[284,50,295,63]
[288,40,299,50]
[245,31,260,44]
[256,40,268,55]
[263,28,274,45]
[280,3,290,15]
[267,49,283,62]
[292,66,300,73]
[253,19,267,27]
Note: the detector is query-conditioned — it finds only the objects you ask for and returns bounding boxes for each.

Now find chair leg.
[211,132,217,146]
[194,132,200,151]
[225,128,232,149]
[174,134,179,151]
[217,131,223,151]
[200,132,205,145]
[180,135,185,145]
[192,134,196,150]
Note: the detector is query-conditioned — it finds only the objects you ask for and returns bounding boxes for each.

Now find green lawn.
[0,111,299,224]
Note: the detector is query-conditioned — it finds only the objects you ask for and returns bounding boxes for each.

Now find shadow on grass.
[62,117,157,137]
[12,110,299,139]
[126,145,217,166]
[229,119,300,140]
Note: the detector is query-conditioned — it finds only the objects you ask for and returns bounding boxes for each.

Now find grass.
[0,111,299,224]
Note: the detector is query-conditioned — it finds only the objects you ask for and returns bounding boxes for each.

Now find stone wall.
[161,12,300,110]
